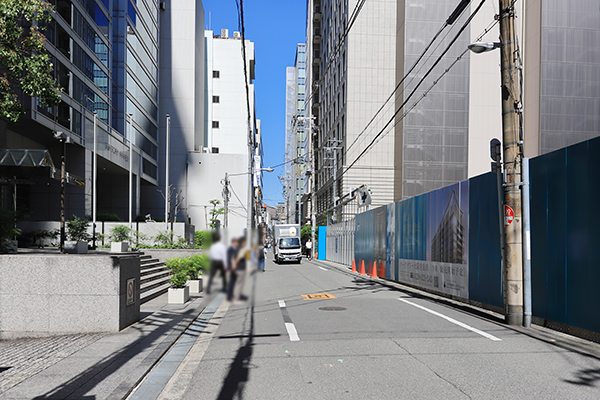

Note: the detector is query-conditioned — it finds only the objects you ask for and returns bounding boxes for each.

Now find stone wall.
[0,254,140,339]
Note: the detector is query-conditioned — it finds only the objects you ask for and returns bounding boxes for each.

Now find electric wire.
[339,0,491,181]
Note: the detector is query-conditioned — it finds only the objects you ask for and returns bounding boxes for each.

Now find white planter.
[186,278,203,294]
[64,240,88,254]
[111,242,129,253]
[168,286,190,304]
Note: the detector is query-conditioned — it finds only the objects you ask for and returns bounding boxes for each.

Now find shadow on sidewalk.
[29,305,199,400]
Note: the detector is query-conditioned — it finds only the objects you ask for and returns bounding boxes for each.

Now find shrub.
[155,230,174,247]
[97,213,122,222]
[0,208,21,253]
[110,225,132,242]
[188,254,209,279]
[19,229,59,248]
[165,257,191,288]
[66,215,91,242]
[195,230,213,249]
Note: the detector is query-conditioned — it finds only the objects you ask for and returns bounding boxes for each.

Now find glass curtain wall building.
[0,0,160,222]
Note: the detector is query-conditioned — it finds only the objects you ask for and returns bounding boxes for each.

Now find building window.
[212,121,219,128]
[213,70,220,78]
[213,95,220,103]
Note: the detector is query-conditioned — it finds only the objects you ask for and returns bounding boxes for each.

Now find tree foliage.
[0,0,61,122]
[209,199,225,229]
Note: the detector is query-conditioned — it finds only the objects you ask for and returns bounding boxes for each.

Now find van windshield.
[279,237,300,249]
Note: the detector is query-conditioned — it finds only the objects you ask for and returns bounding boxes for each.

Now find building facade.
[305,0,397,225]
[284,44,307,224]
[1,0,160,223]
[186,29,259,235]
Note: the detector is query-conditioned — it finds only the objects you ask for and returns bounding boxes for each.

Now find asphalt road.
[135,256,600,400]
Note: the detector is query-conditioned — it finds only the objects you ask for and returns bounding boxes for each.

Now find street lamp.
[53,131,71,253]
[467,41,500,54]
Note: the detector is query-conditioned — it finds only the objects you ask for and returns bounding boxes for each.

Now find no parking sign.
[504,205,514,227]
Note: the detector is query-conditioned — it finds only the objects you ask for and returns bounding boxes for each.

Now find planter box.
[168,286,190,304]
[111,242,129,253]
[186,278,203,294]
[65,240,88,254]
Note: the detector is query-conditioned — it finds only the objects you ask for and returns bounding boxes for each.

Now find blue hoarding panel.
[468,172,502,309]
[318,226,327,260]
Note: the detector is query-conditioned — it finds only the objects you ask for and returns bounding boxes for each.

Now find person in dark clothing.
[226,237,239,301]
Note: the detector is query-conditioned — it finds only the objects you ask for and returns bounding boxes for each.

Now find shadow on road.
[215,271,260,400]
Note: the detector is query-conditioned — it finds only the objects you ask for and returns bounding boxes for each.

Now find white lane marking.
[319,267,328,271]
[398,298,502,341]
[278,300,286,308]
[285,322,300,341]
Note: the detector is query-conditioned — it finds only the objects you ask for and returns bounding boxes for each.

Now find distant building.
[285,44,307,224]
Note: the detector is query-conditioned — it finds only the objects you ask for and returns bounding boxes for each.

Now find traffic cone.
[351,259,357,273]
[359,260,366,275]
[370,260,378,278]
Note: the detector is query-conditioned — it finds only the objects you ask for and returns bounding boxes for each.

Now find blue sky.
[202,0,307,207]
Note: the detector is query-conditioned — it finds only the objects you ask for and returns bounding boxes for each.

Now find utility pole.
[498,0,523,326]
[165,114,170,230]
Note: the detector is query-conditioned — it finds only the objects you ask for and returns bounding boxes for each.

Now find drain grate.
[319,307,347,311]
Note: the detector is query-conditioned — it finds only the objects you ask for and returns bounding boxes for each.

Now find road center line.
[398,298,502,341]
[278,300,300,341]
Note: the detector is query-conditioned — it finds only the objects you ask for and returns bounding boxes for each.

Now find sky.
[202,0,307,207]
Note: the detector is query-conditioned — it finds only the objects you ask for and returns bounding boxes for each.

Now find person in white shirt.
[305,238,313,260]
[207,232,227,294]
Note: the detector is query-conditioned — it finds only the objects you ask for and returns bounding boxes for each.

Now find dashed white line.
[279,300,300,342]
[398,298,502,341]
[319,267,328,271]
[285,323,300,341]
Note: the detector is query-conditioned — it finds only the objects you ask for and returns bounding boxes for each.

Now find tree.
[157,185,185,222]
[0,0,61,122]
[209,199,224,229]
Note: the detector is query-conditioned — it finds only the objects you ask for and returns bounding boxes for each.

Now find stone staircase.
[140,252,171,304]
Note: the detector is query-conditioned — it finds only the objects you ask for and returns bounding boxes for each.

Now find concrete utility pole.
[165,114,170,230]
[498,0,523,326]
[324,140,342,223]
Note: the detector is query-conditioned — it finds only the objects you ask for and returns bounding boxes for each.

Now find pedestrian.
[206,231,227,294]
[226,237,239,301]
[257,242,265,272]
[305,238,313,260]
[232,236,249,302]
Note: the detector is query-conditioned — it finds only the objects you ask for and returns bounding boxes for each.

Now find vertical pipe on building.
[128,113,133,229]
[522,157,532,327]
[165,114,171,229]
[92,113,97,249]
[60,139,66,253]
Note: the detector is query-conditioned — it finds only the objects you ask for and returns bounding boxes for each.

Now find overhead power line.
[340,0,490,180]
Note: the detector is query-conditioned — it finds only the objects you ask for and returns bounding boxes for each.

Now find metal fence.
[325,218,355,266]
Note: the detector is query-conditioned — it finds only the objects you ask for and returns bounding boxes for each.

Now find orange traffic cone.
[359,260,366,275]
[351,259,357,273]
[371,260,378,278]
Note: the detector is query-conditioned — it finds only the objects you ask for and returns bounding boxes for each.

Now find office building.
[1,0,160,223]
[284,44,307,224]
[305,0,398,225]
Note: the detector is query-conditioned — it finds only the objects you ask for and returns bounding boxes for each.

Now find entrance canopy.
[0,149,84,186]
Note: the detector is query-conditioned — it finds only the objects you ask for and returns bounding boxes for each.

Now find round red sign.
[504,205,514,227]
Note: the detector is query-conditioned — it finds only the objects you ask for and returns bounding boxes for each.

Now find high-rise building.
[1,0,160,222]
[306,0,398,225]
[285,44,307,224]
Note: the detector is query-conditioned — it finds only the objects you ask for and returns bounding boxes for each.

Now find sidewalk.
[0,291,215,400]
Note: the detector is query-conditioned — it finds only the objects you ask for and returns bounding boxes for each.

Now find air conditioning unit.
[221,29,229,38]
[202,147,210,153]
[233,31,241,39]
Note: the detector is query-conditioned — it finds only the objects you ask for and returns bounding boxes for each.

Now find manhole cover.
[319,307,347,311]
